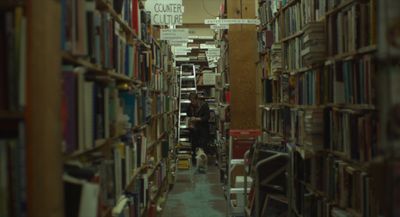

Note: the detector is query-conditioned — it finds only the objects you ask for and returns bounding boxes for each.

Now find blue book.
[120,91,136,125]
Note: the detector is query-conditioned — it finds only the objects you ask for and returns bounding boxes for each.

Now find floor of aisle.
[161,159,226,217]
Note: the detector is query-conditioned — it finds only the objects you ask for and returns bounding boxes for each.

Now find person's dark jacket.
[187,101,210,149]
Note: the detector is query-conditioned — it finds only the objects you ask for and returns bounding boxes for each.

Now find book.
[62,66,78,153]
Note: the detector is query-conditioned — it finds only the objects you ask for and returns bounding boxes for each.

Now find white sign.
[188,35,214,40]
[174,51,189,55]
[175,57,190,61]
[173,47,191,52]
[204,19,260,25]
[208,63,217,68]
[211,24,229,30]
[203,73,216,85]
[145,0,183,25]
[160,29,189,41]
[206,48,220,57]
[169,41,187,46]
[200,44,217,49]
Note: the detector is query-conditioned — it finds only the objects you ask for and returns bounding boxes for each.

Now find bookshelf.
[0,0,177,217]
[256,0,382,216]
[375,0,400,216]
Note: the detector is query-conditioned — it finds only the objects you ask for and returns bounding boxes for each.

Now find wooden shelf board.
[282,0,300,11]
[62,52,103,72]
[62,52,144,85]
[124,166,147,190]
[327,150,370,171]
[96,0,151,48]
[96,0,136,37]
[107,70,140,84]
[326,0,357,16]
[63,137,115,161]
[132,123,149,131]
[281,30,304,42]
[285,63,326,75]
[146,159,163,178]
[297,179,363,216]
[147,132,167,149]
[151,111,169,119]
[260,103,376,111]
[267,9,282,25]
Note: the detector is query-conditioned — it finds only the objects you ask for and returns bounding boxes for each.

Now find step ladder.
[177,64,197,144]
[175,64,197,182]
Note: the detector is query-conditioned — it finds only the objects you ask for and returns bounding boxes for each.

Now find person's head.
[189,92,199,106]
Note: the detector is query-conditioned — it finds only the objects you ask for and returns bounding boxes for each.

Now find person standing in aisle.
[187,92,210,164]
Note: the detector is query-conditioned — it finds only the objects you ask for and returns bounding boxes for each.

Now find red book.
[132,0,139,35]
[225,90,231,104]
[147,202,156,217]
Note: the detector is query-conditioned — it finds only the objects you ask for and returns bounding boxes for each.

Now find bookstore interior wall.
[1,0,179,216]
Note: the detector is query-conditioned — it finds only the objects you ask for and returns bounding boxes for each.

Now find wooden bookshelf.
[96,0,137,38]
[257,0,381,216]
[62,52,102,70]
[63,137,119,161]
[325,44,378,64]
[62,52,144,85]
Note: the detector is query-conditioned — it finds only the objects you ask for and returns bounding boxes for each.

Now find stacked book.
[271,43,283,76]
[303,109,324,151]
[301,22,326,66]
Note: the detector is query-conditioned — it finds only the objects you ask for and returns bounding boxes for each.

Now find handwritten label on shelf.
[175,57,190,61]
[206,48,220,57]
[204,19,260,25]
[160,29,189,41]
[145,0,183,25]
[200,44,217,49]
[210,24,229,30]
[169,40,187,46]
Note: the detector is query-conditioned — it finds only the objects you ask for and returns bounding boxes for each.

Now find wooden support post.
[227,0,259,129]
[27,1,64,216]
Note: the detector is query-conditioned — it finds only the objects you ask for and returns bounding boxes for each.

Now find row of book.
[283,37,303,72]
[0,133,26,217]
[291,151,380,217]
[326,57,375,105]
[150,72,168,92]
[301,22,325,66]
[289,109,324,150]
[63,131,169,217]
[300,0,326,23]
[258,1,273,27]
[283,2,303,37]
[61,0,155,79]
[327,1,377,56]
[260,0,375,32]
[263,106,379,162]
[62,65,174,154]
[262,77,289,104]
[258,0,326,36]
[288,108,379,161]
[327,110,379,162]
[262,55,375,105]
[262,108,291,137]
[257,29,274,53]
[0,7,26,111]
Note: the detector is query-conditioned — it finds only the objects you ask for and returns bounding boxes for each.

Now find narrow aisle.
[161,161,226,217]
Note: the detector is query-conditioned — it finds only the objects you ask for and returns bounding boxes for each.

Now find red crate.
[229,129,261,159]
